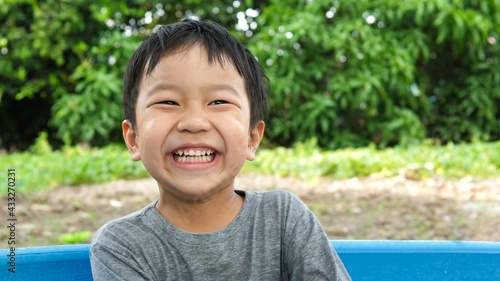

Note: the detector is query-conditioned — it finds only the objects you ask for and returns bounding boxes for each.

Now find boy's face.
[123,45,264,203]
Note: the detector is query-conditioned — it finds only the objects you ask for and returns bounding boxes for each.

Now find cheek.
[222,117,249,141]
[138,117,170,153]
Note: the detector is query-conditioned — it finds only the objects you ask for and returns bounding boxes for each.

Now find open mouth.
[172,149,216,164]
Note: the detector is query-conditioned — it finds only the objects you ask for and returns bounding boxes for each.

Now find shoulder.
[89,201,168,280]
[242,189,310,225]
[245,189,304,207]
[250,190,322,236]
[91,200,157,249]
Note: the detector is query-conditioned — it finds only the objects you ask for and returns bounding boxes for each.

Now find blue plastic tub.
[1,240,499,280]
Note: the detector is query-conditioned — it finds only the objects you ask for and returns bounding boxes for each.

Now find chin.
[160,182,228,203]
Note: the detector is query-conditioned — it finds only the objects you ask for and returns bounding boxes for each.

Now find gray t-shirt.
[90,190,351,280]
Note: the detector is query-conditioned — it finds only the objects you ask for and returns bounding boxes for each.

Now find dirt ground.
[3,174,500,247]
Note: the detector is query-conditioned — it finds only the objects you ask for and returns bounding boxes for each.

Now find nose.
[175,108,211,133]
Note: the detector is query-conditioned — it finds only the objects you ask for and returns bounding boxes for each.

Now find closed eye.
[209,100,228,105]
[159,101,179,106]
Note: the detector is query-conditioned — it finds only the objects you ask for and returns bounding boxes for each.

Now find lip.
[168,144,220,171]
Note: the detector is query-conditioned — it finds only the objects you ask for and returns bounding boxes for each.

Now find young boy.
[90,19,351,280]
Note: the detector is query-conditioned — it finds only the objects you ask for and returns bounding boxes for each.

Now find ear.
[122,120,141,161]
[246,121,265,161]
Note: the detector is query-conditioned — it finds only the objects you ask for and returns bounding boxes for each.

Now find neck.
[155,188,244,233]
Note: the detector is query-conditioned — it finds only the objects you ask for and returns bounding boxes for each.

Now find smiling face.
[123,45,264,204]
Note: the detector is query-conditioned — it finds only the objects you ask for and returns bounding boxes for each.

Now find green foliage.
[248,0,500,148]
[29,131,53,155]
[0,141,148,192]
[1,0,499,150]
[50,55,125,143]
[242,138,500,180]
[0,0,249,148]
[58,231,91,244]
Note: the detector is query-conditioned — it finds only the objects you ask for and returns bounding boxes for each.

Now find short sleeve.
[90,217,158,281]
[282,193,351,281]
[90,241,154,281]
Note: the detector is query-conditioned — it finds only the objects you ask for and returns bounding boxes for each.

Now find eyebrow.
[145,84,180,97]
[201,84,243,96]
[146,83,243,97]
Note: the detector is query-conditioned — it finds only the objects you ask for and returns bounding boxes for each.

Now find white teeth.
[174,149,215,156]
[172,147,217,164]
[174,154,215,164]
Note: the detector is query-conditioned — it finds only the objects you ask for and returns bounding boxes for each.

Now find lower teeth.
[175,154,214,163]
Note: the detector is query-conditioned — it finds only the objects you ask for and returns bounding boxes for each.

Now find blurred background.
[1,0,499,246]
[1,0,499,150]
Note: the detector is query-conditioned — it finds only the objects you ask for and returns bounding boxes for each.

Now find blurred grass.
[0,133,149,192]
[243,138,500,180]
[1,133,499,192]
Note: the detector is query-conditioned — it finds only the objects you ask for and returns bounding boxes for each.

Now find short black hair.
[123,19,269,130]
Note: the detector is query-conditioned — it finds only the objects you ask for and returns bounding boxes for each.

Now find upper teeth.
[174,149,214,156]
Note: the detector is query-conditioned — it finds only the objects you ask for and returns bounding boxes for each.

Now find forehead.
[138,45,248,99]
